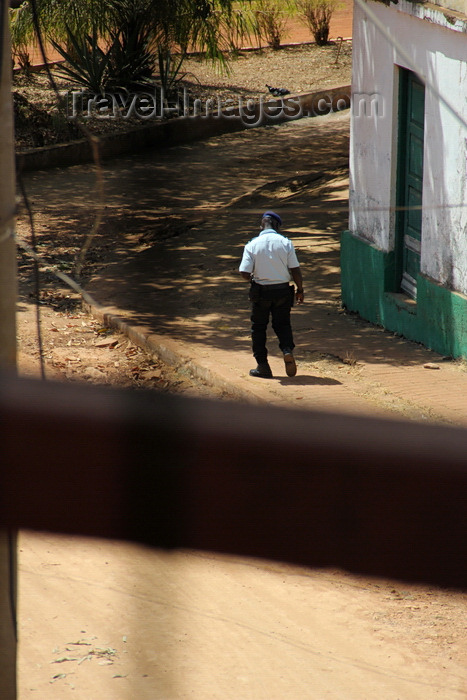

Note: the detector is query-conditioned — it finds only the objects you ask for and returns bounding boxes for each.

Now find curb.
[85,301,260,403]
[16,85,351,172]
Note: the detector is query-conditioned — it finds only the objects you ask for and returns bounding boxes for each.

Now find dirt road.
[19,532,467,699]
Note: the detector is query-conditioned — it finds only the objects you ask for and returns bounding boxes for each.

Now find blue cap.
[262,210,282,227]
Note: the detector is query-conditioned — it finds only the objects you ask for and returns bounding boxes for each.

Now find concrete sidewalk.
[76,111,467,426]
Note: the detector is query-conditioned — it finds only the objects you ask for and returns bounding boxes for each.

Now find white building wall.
[349,2,398,251]
[350,0,467,294]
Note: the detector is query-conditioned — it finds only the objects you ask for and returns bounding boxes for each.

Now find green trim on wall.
[341,230,467,358]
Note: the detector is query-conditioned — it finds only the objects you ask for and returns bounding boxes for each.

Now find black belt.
[259,283,290,290]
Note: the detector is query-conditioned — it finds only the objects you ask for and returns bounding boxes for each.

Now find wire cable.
[15,233,102,310]
[16,0,106,376]
[17,178,46,380]
[27,0,105,280]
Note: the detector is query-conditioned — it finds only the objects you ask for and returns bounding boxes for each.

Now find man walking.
[239,211,304,378]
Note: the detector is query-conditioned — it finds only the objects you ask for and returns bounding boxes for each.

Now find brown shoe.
[283,351,297,377]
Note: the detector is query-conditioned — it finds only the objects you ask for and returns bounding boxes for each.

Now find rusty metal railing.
[1,371,466,589]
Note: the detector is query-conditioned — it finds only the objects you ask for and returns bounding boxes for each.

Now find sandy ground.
[19,532,467,699]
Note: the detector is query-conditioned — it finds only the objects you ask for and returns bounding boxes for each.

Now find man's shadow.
[276,376,341,386]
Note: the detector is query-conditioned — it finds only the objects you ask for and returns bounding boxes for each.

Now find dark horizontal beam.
[1,372,466,588]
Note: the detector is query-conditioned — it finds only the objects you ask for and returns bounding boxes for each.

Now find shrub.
[297,0,341,46]
[50,28,114,93]
[51,20,156,93]
[254,0,290,50]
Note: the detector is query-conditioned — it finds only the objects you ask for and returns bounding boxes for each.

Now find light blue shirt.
[239,229,300,285]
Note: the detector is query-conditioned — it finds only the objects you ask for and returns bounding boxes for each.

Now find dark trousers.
[250,286,294,364]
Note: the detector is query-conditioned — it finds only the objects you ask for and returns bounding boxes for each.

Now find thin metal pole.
[0,1,18,697]
[0,0,17,369]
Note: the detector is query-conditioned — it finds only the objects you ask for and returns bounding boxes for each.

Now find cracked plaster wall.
[350,0,467,295]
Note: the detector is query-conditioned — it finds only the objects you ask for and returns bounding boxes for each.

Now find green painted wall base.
[341,230,467,358]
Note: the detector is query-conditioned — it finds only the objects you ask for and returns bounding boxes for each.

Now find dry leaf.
[78,654,93,665]
[95,337,119,348]
[145,370,162,380]
[50,674,67,683]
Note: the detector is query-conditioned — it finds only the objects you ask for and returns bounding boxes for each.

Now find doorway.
[396,68,425,299]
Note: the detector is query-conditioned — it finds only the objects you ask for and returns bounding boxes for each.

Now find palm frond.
[50,28,113,92]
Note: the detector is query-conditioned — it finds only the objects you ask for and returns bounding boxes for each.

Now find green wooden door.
[396,70,425,299]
